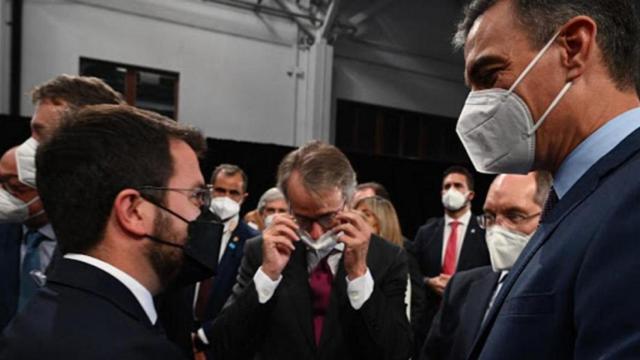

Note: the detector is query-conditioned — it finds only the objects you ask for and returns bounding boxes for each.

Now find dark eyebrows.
[466,54,506,87]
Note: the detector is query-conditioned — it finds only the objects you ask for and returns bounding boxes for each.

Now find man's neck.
[445,206,470,219]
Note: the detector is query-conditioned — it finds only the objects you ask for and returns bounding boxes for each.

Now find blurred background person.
[354,195,427,359]
[351,181,391,206]
[244,187,288,231]
[421,171,551,360]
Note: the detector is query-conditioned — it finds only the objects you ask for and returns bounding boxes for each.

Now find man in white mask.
[0,146,56,331]
[190,164,259,356]
[421,171,551,360]
[406,166,490,354]
[453,0,640,358]
[203,141,412,360]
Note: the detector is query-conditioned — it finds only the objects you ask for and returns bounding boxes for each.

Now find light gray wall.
[18,0,302,145]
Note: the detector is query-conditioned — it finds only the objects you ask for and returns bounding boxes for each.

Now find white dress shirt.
[441,210,472,266]
[63,253,157,325]
[254,241,374,310]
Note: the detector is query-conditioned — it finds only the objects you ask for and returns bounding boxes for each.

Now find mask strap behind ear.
[508,30,563,94]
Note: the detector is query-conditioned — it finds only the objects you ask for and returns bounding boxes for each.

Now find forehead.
[167,139,203,187]
[31,99,68,140]
[213,172,244,188]
[484,174,538,210]
[287,171,342,215]
[443,173,468,186]
[463,1,533,82]
[0,151,17,176]
[265,198,287,207]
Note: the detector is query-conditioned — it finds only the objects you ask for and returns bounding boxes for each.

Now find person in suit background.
[354,195,427,359]
[205,140,412,360]
[351,181,391,206]
[406,165,490,353]
[244,187,289,232]
[454,0,640,358]
[421,171,551,360]
[0,75,124,331]
[0,105,222,359]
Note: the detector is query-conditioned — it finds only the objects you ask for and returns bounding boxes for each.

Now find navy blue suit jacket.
[420,266,499,360]
[0,258,186,359]
[469,127,640,359]
[0,223,22,331]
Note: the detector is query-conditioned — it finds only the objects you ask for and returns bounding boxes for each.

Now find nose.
[309,222,324,240]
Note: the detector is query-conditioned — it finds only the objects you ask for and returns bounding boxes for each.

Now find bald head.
[483,172,550,235]
[0,148,17,176]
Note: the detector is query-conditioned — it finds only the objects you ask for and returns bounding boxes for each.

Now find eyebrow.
[466,54,505,87]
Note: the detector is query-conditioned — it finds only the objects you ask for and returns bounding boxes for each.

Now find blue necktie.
[19,230,48,309]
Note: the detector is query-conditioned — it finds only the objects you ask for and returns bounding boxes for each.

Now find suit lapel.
[464,270,500,339]
[282,242,316,350]
[427,219,445,274]
[469,126,640,358]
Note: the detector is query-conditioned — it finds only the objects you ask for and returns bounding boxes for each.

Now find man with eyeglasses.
[204,140,412,360]
[0,105,223,359]
[420,172,552,360]
[189,164,259,357]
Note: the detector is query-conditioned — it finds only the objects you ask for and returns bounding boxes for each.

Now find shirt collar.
[444,209,471,226]
[63,253,157,325]
[554,107,640,198]
[22,223,56,242]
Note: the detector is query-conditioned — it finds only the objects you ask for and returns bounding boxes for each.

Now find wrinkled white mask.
[485,225,532,272]
[16,137,39,188]
[441,189,468,211]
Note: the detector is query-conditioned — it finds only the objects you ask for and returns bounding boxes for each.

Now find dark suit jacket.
[420,266,499,360]
[406,214,489,355]
[0,258,186,359]
[468,127,640,359]
[157,220,259,357]
[206,234,413,360]
[0,223,60,331]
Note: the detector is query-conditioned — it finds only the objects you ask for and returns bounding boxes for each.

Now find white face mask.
[485,225,532,272]
[209,196,240,222]
[298,228,342,258]
[16,137,39,188]
[456,31,573,174]
[0,189,40,223]
[263,214,276,228]
[442,189,468,212]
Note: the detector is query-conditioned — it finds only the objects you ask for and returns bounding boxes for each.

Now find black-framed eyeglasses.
[138,185,213,208]
[290,201,346,232]
[477,211,541,229]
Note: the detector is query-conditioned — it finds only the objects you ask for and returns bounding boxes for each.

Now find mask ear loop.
[507,30,563,95]
[527,81,573,136]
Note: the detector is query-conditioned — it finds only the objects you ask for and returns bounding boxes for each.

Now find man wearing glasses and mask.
[420,171,551,360]
[205,140,412,360]
[0,105,223,359]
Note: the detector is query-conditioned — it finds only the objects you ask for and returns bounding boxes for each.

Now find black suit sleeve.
[346,246,413,360]
[419,273,458,360]
[204,238,271,359]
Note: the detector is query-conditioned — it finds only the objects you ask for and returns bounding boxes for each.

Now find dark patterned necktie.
[309,255,334,346]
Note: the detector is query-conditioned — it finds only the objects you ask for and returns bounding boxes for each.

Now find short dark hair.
[36,105,205,254]
[533,170,553,207]
[453,0,640,91]
[356,182,391,201]
[210,164,248,193]
[443,165,475,191]
[31,74,124,108]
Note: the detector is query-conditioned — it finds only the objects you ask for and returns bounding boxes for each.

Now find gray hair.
[453,0,640,91]
[257,187,285,213]
[277,140,357,202]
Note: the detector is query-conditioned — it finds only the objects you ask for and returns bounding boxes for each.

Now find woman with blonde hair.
[354,196,426,349]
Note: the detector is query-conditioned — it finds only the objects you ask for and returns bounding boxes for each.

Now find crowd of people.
[2,0,640,358]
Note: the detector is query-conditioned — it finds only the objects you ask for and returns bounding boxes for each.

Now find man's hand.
[335,210,372,280]
[261,214,299,280]
[425,274,452,296]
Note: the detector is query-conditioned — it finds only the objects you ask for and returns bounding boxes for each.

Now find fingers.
[264,214,299,243]
[270,235,296,253]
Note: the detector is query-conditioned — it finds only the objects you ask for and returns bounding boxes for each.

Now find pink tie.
[442,221,460,275]
[309,256,333,346]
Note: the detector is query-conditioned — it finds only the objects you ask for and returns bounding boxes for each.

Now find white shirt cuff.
[346,268,374,310]
[197,327,209,345]
[254,266,283,304]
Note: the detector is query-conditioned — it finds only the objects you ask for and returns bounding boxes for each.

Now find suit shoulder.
[451,266,494,285]
[235,220,260,238]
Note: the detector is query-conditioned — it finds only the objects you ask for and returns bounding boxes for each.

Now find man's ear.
[468,191,476,201]
[557,15,597,82]
[113,189,153,237]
